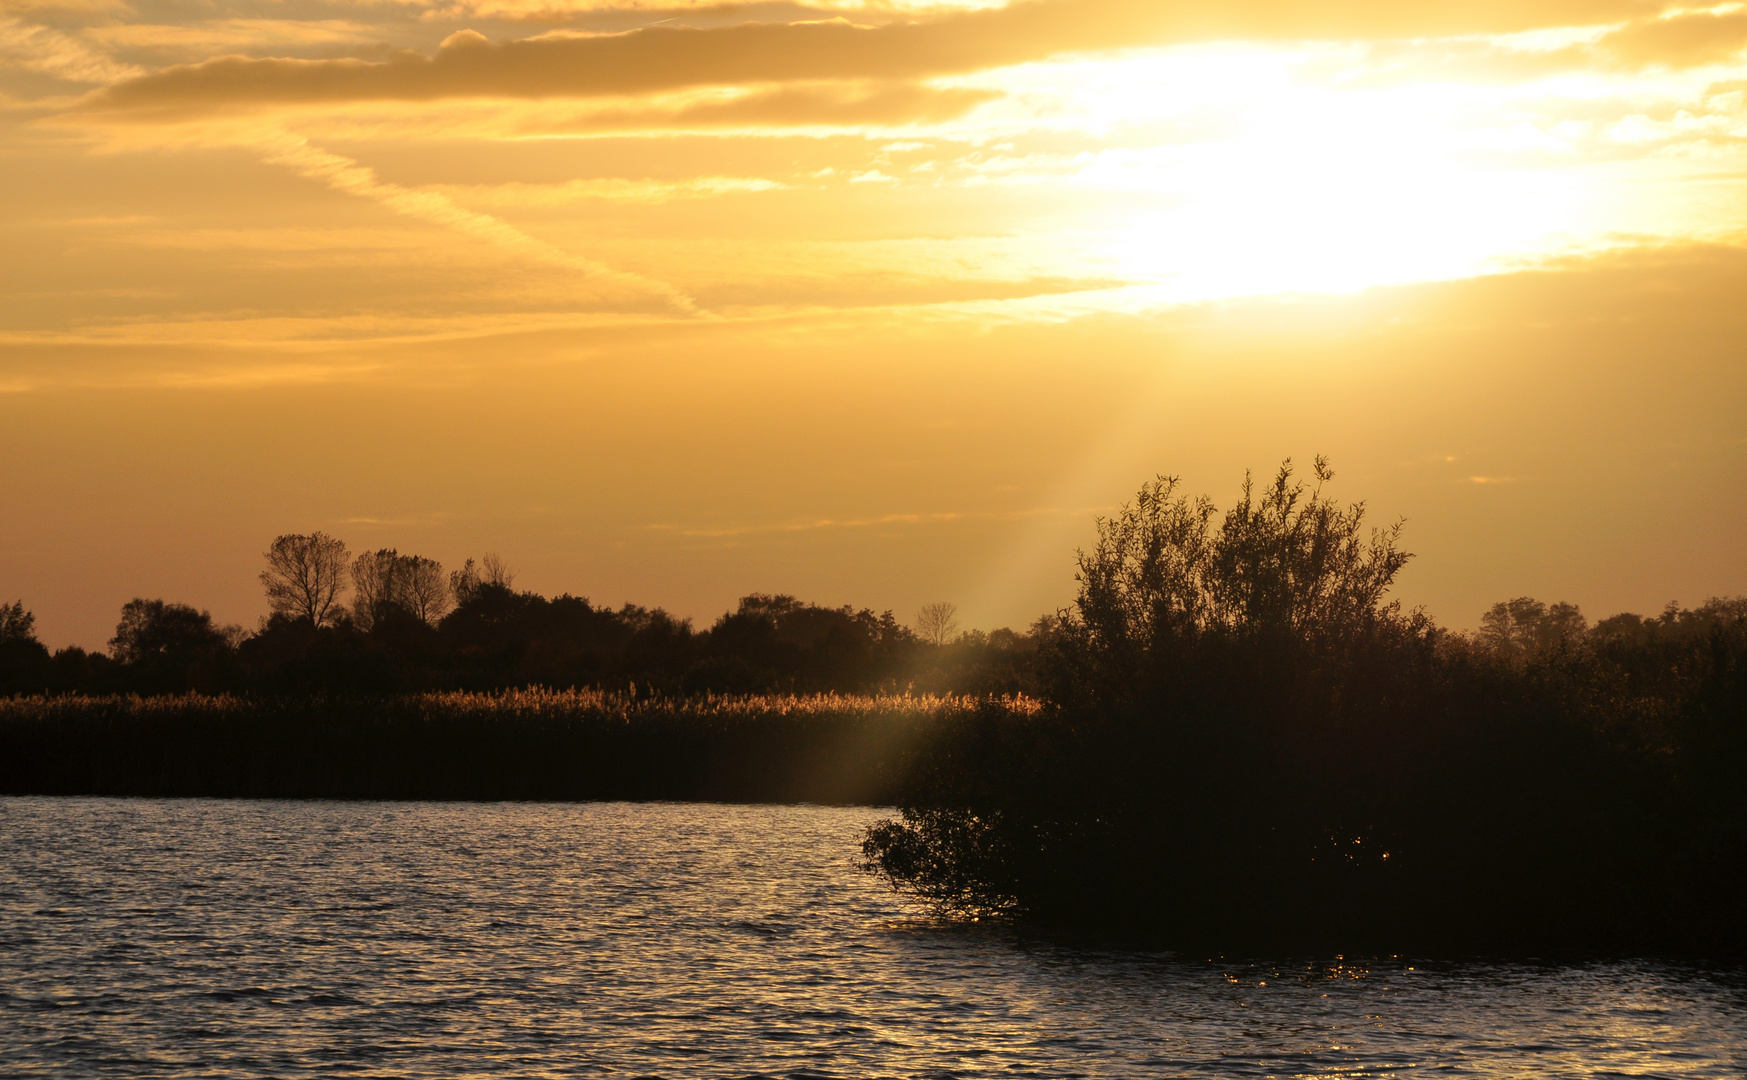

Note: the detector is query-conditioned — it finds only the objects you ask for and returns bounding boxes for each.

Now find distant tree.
[450,559,481,606]
[352,549,402,631]
[260,532,350,626]
[449,553,513,608]
[1479,597,1543,654]
[353,549,450,629]
[689,594,911,694]
[0,600,50,695]
[1543,601,1587,643]
[110,599,229,664]
[1479,597,1587,657]
[0,600,37,645]
[482,552,514,589]
[915,602,961,646]
[400,556,451,625]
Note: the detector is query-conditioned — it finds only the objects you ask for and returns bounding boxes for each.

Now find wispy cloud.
[0,15,141,84]
[649,504,1090,538]
[0,355,394,393]
[0,309,682,349]
[437,175,784,206]
[655,511,970,538]
[83,19,388,56]
[1601,6,1747,68]
[0,0,132,12]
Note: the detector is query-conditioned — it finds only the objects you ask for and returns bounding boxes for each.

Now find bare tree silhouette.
[353,549,451,629]
[260,532,350,626]
[350,549,399,631]
[401,556,451,624]
[916,602,961,646]
[482,552,515,589]
[450,552,513,606]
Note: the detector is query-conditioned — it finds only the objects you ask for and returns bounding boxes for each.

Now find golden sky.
[3,0,1745,648]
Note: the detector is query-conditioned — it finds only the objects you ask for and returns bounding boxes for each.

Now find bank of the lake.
[0,690,1025,804]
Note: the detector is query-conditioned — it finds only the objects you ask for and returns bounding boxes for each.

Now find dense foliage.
[863,460,1747,955]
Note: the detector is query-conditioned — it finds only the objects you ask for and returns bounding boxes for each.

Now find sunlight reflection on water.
[1,797,1743,1078]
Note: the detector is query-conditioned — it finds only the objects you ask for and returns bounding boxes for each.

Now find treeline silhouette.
[0,547,1038,698]
[860,459,1747,956]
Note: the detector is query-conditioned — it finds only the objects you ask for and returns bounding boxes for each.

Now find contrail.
[253,130,698,314]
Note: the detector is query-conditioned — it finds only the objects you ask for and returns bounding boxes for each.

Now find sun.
[1035,50,1594,300]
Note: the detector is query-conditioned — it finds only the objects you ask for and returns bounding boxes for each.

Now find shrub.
[863,461,1747,956]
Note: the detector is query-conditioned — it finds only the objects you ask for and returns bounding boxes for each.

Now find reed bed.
[0,690,1039,804]
[410,688,1043,720]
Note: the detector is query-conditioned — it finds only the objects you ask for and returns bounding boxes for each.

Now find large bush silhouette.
[864,460,1747,955]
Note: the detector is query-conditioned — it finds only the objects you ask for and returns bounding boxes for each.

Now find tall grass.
[0,690,1039,803]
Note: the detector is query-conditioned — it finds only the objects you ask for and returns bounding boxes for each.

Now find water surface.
[2,797,1743,1077]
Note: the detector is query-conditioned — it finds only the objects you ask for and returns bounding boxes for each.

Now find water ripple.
[2,796,1744,1078]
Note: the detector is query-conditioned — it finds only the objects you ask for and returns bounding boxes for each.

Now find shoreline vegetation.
[3,457,1744,956]
[0,690,1032,805]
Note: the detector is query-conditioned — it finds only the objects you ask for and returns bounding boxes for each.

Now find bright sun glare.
[928,41,1747,306]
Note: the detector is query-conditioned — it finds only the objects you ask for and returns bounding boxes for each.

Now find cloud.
[650,503,1085,538]
[0,16,142,84]
[79,19,1036,114]
[431,0,1009,22]
[83,20,390,58]
[76,76,996,133]
[1362,8,1747,83]
[1600,7,1747,68]
[438,175,786,207]
[655,510,968,538]
[573,80,999,128]
[82,0,1664,114]
[0,0,130,13]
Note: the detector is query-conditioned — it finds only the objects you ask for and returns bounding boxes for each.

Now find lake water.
[2,798,1743,1078]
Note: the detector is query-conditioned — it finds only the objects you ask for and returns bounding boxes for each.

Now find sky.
[2,0,1745,649]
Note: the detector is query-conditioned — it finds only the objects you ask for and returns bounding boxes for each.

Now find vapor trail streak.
[254,131,697,313]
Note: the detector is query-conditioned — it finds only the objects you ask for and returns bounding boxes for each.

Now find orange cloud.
[83,0,1663,114]
[1358,8,1747,83]
[571,80,1000,128]
[1601,8,1747,68]
[0,15,142,84]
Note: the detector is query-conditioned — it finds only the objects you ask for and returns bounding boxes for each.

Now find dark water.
[2,798,1743,1078]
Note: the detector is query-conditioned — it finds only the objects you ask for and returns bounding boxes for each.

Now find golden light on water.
[2,0,1745,645]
